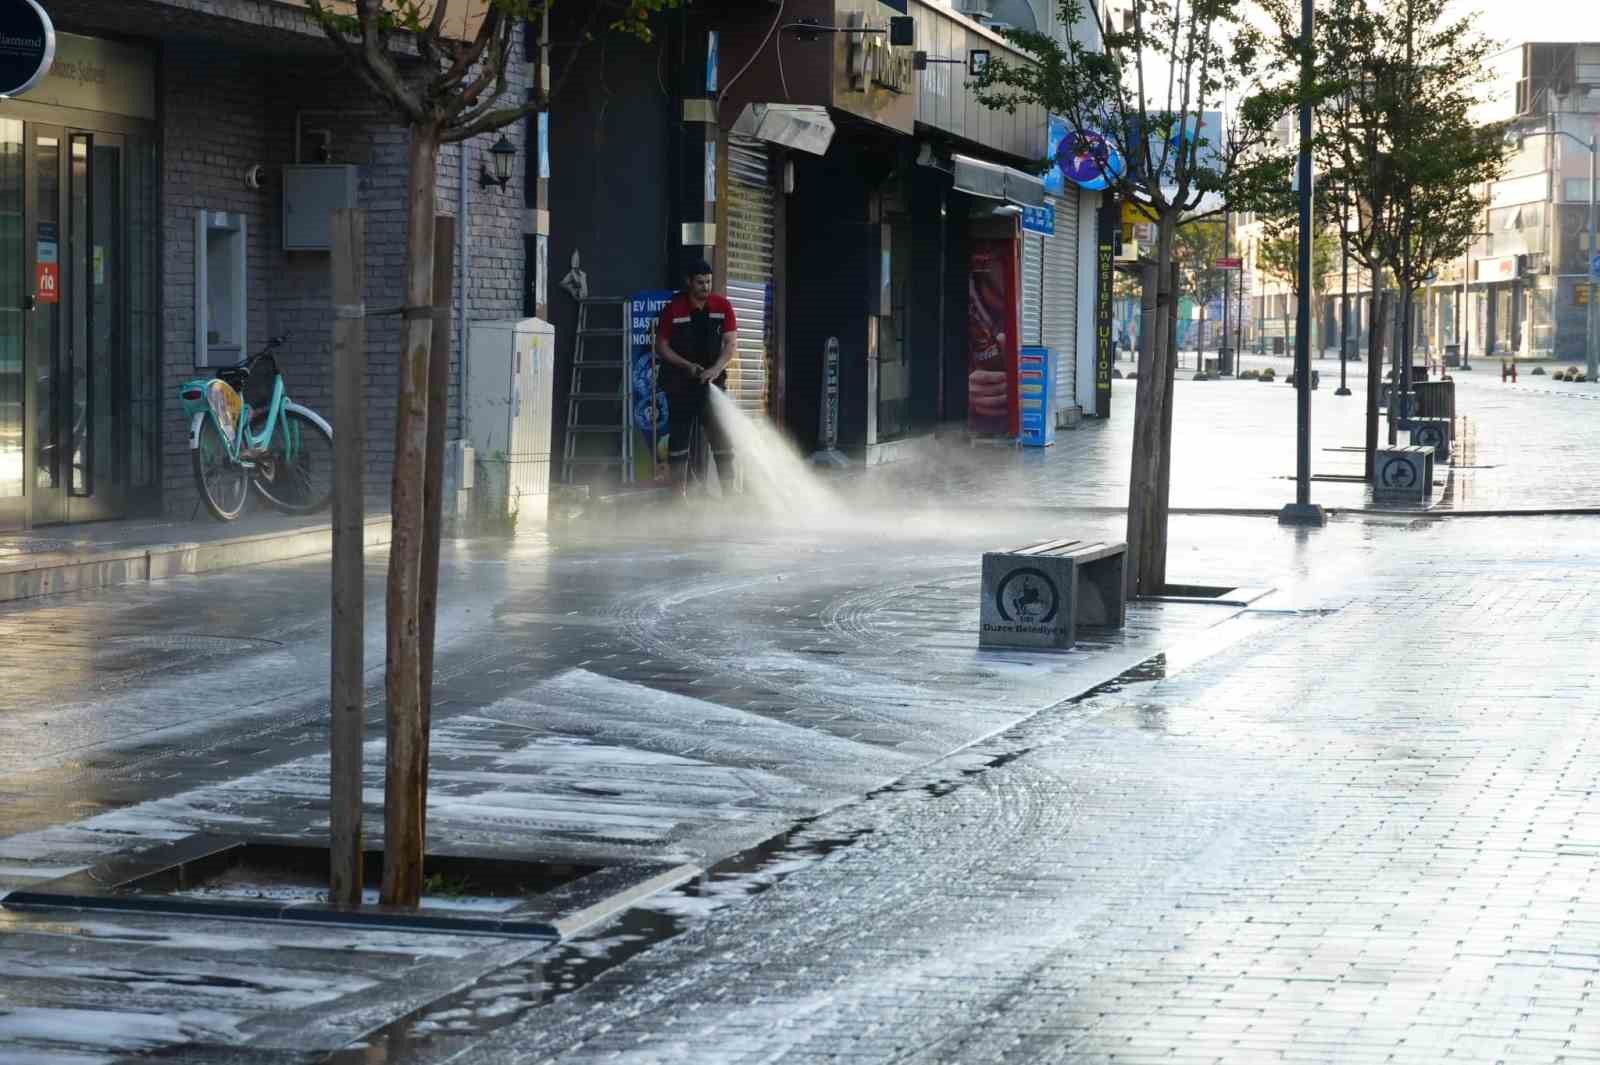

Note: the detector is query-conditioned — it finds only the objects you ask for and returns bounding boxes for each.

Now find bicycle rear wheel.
[253,409,334,514]
[192,417,249,521]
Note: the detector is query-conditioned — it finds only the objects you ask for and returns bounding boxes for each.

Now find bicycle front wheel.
[192,417,249,521]
[253,409,334,514]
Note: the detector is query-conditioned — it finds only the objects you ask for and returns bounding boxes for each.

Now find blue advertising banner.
[1022,203,1055,235]
[1047,115,1125,193]
[630,290,674,481]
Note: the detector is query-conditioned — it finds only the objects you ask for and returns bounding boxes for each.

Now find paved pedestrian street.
[0,361,1598,1063]
[850,356,1600,514]
[397,515,1600,1065]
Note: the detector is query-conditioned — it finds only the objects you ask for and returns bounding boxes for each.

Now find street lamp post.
[1457,226,1491,371]
[1280,0,1325,527]
[1589,133,1598,382]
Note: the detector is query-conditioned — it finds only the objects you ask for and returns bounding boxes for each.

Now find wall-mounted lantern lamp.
[785,15,914,45]
[479,134,517,190]
[914,50,989,76]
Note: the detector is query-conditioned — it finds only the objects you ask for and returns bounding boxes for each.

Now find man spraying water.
[655,258,737,495]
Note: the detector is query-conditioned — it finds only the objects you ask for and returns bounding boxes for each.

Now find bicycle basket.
[241,355,280,414]
[206,379,243,443]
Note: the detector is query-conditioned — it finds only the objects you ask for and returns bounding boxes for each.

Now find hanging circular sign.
[0,0,54,99]
[1055,129,1125,192]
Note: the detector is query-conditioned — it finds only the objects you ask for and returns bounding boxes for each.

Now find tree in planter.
[303,0,680,907]
[1252,0,1505,470]
[1253,218,1334,357]
[1174,220,1228,364]
[973,0,1285,596]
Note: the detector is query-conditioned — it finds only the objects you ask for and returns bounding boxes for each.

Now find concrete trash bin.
[1410,418,1452,463]
[1373,445,1436,503]
[980,539,1127,651]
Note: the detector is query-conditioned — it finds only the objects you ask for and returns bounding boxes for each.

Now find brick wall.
[158,25,529,515]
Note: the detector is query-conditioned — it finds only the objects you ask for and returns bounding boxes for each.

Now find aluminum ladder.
[560,297,634,486]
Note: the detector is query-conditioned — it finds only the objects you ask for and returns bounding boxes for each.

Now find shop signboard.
[0,0,54,98]
[1021,204,1054,236]
[968,238,1020,437]
[22,32,154,119]
[831,1,916,134]
[1476,255,1518,283]
[629,290,674,482]
[1094,200,1117,419]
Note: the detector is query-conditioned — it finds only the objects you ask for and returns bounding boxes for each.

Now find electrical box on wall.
[283,164,359,251]
[196,210,248,368]
[465,318,555,525]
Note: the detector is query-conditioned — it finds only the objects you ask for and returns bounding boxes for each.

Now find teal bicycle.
[178,333,335,521]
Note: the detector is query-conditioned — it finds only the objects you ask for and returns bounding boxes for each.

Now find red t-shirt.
[657,292,738,393]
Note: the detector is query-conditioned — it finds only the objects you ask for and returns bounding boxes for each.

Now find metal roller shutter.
[1043,194,1079,414]
[1021,232,1044,345]
[724,135,775,418]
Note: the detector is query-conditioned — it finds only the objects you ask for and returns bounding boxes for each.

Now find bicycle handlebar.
[230,333,293,371]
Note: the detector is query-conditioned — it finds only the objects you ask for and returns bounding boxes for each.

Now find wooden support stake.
[418,214,455,855]
[329,207,367,907]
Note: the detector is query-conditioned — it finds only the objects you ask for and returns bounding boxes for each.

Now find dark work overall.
[665,305,732,468]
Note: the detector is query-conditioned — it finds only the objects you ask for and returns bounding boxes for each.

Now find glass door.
[0,119,23,528]
[70,130,127,521]
[21,125,127,527]
[27,123,63,525]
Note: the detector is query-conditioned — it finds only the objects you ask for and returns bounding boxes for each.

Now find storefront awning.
[951,154,1046,208]
[732,104,836,156]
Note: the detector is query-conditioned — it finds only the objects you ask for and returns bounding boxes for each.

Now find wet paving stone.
[0,388,1595,1061]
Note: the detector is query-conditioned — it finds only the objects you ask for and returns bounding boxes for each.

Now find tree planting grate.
[1140,585,1274,607]
[1,834,698,940]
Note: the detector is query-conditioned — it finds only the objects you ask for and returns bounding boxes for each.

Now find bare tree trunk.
[1152,260,1180,594]
[1388,287,1405,446]
[382,126,441,909]
[1125,259,1159,599]
[329,208,367,908]
[1365,290,1390,478]
[418,214,455,859]
[1126,220,1177,598]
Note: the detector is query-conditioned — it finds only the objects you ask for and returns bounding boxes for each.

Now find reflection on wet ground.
[322,643,1234,1063]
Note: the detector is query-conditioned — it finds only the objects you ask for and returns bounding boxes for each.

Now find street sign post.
[1214,257,1242,270]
